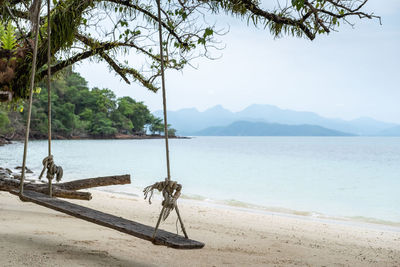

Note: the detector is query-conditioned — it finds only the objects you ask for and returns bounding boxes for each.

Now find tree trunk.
[57,175,131,191]
[0,174,131,201]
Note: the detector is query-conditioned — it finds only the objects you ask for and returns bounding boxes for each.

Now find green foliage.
[0,21,17,50]
[1,69,174,138]
[168,128,177,137]
[116,97,152,134]
[0,110,10,134]
[89,113,117,136]
[149,117,164,135]
[291,0,305,11]
[148,117,176,137]
[49,0,92,51]
[0,23,5,40]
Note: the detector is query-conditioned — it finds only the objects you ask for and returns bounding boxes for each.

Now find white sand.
[1,190,399,266]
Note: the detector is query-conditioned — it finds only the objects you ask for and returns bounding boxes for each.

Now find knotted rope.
[144,178,188,239]
[38,155,63,183]
[38,155,63,197]
[144,178,182,221]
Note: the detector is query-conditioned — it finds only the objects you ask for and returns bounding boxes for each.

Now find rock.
[0,167,12,174]
[15,166,33,173]
[0,169,12,179]
[0,137,11,146]
[12,173,21,180]
[0,174,9,179]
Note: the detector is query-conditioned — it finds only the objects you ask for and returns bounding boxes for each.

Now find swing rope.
[46,0,52,158]
[143,0,188,240]
[157,0,171,182]
[20,0,62,197]
[19,0,41,196]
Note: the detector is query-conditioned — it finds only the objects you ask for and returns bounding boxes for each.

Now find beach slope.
[1,191,399,266]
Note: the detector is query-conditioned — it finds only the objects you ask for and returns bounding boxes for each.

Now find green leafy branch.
[0,21,17,50]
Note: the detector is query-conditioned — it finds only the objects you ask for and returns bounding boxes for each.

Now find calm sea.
[1,137,399,225]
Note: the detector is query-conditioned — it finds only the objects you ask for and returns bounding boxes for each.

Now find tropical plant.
[0,21,17,50]
[149,117,164,135]
[0,23,5,42]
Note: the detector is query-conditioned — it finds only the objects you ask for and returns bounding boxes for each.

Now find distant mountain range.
[154,104,400,136]
[195,121,354,136]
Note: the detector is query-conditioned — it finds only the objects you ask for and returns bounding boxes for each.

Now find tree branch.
[37,41,120,80]
[105,0,189,47]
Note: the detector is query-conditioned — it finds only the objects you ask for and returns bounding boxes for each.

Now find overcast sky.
[76,0,400,124]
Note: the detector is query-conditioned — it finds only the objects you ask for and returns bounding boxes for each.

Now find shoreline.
[0,134,190,145]
[105,187,400,232]
[1,189,399,266]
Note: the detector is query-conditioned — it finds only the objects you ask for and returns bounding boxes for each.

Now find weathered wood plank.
[11,190,204,249]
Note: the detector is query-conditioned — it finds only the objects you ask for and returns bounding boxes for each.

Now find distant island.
[0,69,179,142]
[195,121,354,136]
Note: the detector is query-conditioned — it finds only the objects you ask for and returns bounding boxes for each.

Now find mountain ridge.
[154,104,399,136]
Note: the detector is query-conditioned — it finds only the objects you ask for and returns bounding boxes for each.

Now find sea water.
[1,137,399,225]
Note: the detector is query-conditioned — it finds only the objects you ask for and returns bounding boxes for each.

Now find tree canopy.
[0,0,379,101]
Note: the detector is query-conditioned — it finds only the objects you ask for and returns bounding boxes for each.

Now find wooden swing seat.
[10,190,204,249]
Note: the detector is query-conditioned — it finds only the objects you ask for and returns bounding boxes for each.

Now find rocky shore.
[0,167,12,179]
[0,136,11,146]
[0,166,34,181]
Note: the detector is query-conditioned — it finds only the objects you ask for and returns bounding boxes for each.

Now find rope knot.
[143,178,182,221]
[38,155,63,182]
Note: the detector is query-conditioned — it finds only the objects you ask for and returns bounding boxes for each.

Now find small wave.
[180,196,400,229]
[218,199,314,217]
[101,189,140,198]
[180,194,208,201]
[344,216,400,228]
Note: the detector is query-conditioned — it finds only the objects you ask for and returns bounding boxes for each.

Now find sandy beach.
[0,190,399,266]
